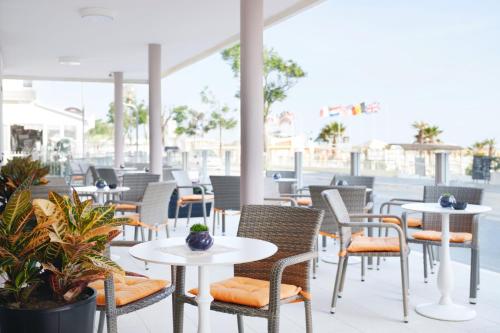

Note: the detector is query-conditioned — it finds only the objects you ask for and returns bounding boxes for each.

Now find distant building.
[2,80,84,161]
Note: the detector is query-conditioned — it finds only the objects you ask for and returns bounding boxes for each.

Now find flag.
[366,102,380,113]
[320,106,328,118]
[360,102,366,113]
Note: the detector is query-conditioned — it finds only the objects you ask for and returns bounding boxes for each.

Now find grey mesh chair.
[321,189,409,322]
[309,186,367,280]
[331,175,375,208]
[96,246,175,333]
[209,176,297,235]
[171,170,213,230]
[173,205,324,333]
[406,185,483,303]
[96,167,120,186]
[86,165,99,185]
[110,173,160,213]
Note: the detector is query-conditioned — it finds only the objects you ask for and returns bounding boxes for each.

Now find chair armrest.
[264,197,297,207]
[269,252,317,310]
[364,202,374,213]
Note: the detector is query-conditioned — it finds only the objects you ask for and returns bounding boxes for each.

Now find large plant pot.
[0,288,96,333]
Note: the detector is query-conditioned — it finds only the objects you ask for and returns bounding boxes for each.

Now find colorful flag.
[366,102,380,113]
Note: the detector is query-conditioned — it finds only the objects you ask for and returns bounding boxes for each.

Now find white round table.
[402,202,491,321]
[129,236,277,333]
[74,186,130,205]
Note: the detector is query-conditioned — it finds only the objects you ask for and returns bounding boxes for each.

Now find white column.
[148,43,163,177]
[113,72,124,168]
[240,0,264,205]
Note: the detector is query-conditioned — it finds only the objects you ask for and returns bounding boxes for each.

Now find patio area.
[110,215,500,333]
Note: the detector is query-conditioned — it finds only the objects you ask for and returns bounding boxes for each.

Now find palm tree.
[412,121,429,144]
[317,121,346,145]
[468,141,486,156]
[483,139,496,157]
[423,126,443,144]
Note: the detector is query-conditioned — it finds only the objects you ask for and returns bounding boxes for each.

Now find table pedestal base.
[416,303,476,321]
[196,266,213,333]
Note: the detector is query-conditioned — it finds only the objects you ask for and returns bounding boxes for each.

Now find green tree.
[412,122,442,144]
[87,119,113,140]
[172,106,209,149]
[316,121,346,145]
[221,44,306,149]
[200,88,238,156]
[412,121,429,144]
[483,138,496,157]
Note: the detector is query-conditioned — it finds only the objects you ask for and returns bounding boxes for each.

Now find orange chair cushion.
[296,198,312,206]
[115,203,138,211]
[89,276,169,306]
[189,276,302,308]
[382,217,422,228]
[347,236,401,253]
[320,230,364,239]
[179,194,214,203]
[412,230,472,243]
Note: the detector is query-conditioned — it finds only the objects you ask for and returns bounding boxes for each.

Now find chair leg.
[423,244,428,283]
[237,314,244,333]
[268,316,279,333]
[304,300,313,333]
[212,209,217,235]
[174,204,180,231]
[361,256,365,282]
[97,311,105,333]
[133,226,139,241]
[312,240,318,279]
[187,204,192,228]
[173,267,185,333]
[477,250,481,290]
[400,255,409,323]
[222,211,226,236]
[148,228,153,241]
[106,310,118,333]
[202,200,207,225]
[470,248,479,304]
[140,227,146,241]
[331,256,345,313]
[322,235,327,251]
[339,256,349,296]
[165,223,170,238]
[122,224,126,240]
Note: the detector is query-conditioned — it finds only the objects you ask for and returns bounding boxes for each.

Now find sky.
[29,0,500,147]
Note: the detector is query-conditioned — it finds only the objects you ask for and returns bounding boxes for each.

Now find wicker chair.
[171,170,214,230]
[86,165,99,185]
[331,175,375,208]
[96,246,175,333]
[321,189,409,322]
[406,186,483,303]
[309,186,368,280]
[110,173,161,213]
[210,176,298,236]
[96,167,120,186]
[173,205,324,333]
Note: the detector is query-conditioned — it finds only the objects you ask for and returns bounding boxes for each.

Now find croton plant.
[0,178,129,308]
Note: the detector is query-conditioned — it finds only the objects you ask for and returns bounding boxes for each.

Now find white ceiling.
[0,0,321,83]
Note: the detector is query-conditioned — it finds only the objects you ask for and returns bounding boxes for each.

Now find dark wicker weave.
[97,244,175,333]
[331,175,375,205]
[321,189,409,323]
[173,205,324,333]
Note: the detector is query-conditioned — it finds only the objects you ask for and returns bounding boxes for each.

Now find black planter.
[0,288,96,333]
[186,231,214,251]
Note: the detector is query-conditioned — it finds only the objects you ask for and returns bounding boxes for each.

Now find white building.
[2,80,83,161]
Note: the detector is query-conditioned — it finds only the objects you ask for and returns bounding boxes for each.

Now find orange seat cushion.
[179,194,214,203]
[412,230,472,243]
[115,203,138,211]
[89,276,169,306]
[320,230,363,239]
[189,276,302,308]
[296,198,312,206]
[347,236,401,253]
[382,217,422,228]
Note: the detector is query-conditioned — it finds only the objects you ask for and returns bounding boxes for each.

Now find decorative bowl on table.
[272,173,282,180]
[438,193,456,208]
[108,183,117,189]
[452,201,468,210]
[186,224,214,251]
[95,178,107,189]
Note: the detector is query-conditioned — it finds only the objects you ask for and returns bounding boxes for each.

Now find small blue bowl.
[186,231,214,251]
[452,201,468,210]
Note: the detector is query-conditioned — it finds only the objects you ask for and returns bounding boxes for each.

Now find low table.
[129,237,277,333]
[74,186,130,205]
[402,202,491,321]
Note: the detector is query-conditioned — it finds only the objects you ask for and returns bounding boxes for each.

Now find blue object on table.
[186,231,214,251]
[95,178,107,189]
[439,194,456,208]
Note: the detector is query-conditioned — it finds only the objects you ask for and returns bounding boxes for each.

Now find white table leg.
[97,192,105,205]
[416,213,476,321]
[196,266,213,333]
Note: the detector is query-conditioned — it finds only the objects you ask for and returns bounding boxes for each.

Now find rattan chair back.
[87,165,99,185]
[236,205,323,291]
[121,173,160,202]
[96,168,119,186]
[422,186,483,233]
[210,175,240,211]
[330,175,375,188]
[321,189,357,251]
[171,170,193,197]
[139,181,176,227]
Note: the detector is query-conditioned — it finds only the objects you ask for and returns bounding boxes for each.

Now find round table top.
[129,236,278,266]
[402,202,491,215]
[74,186,130,194]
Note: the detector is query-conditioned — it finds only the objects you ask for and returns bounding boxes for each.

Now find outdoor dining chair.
[111,173,161,213]
[209,176,297,235]
[331,175,375,210]
[309,185,368,280]
[92,246,175,333]
[96,167,120,186]
[172,205,324,333]
[321,189,409,322]
[171,170,213,230]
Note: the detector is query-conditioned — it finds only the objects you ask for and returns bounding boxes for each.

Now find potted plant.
[0,186,127,333]
[186,224,214,251]
[438,192,456,208]
[0,155,49,212]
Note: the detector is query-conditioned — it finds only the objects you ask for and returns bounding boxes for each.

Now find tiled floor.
[103,214,500,333]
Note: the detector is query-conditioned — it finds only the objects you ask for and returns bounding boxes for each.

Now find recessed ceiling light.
[59,56,81,66]
[79,7,115,22]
